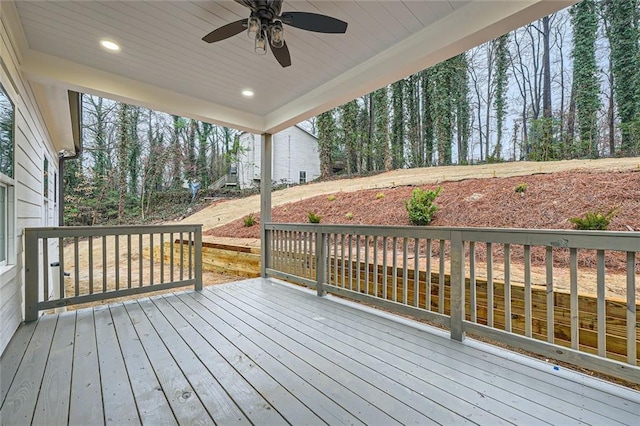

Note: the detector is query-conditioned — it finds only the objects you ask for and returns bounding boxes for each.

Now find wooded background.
[63,0,640,225]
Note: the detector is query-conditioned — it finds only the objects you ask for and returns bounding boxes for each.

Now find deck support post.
[316,230,327,297]
[260,133,273,278]
[194,225,203,291]
[24,229,40,322]
[450,231,466,341]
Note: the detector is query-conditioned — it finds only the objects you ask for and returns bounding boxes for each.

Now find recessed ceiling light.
[242,90,254,98]
[99,39,120,52]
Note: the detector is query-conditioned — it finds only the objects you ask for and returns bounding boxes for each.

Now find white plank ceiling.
[6,1,577,134]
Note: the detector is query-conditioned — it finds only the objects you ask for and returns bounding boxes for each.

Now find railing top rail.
[265,223,640,251]
[25,224,203,239]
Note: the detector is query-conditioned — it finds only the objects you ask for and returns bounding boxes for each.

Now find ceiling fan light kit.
[202,0,348,68]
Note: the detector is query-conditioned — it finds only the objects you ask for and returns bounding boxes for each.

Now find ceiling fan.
[202,0,348,68]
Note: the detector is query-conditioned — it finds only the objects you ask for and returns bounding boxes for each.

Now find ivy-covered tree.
[420,70,435,166]
[391,80,405,168]
[602,0,640,154]
[453,53,471,164]
[317,110,336,178]
[431,59,455,165]
[406,75,421,167]
[340,99,358,175]
[491,34,509,161]
[197,122,213,187]
[570,0,600,158]
[372,86,391,171]
[116,102,131,223]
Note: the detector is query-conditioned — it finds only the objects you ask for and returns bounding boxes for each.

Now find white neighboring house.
[235,125,320,189]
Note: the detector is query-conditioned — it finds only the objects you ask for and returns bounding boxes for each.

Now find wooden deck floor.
[1,278,639,425]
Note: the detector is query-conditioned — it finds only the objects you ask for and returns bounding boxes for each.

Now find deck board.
[108,303,176,425]
[0,321,37,405]
[68,309,103,426]
[122,301,213,425]
[167,293,324,424]
[93,306,139,425]
[222,283,577,425]
[32,312,76,426]
[0,314,57,425]
[229,281,628,424]
[2,277,640,425]
[149,295,287,425]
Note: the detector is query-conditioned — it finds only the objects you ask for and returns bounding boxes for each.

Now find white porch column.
[260,133,273,277]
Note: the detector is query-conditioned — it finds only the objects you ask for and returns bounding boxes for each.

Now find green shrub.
[243,213,256,227]
[345,212,354,220]
[308,212,322,223]
[569,208,618,230]
[376,192,385,200]
[514,183,528,193]
[328,194,336,201]
[404,187,441,226]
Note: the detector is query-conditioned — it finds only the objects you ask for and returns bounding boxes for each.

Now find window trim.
[0,81,16,268]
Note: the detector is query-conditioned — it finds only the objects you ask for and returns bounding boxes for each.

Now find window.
[299,171,306,184]
[0,83,14,266]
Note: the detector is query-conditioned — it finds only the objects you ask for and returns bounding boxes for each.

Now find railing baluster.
[127,234,132,288]
[59,237,65,298]
[524,245,532,337]
[150,233,155,285]
[160,233,164,284]
[340,234,347,288]
[334,233,339,287]
[414,238,419,308]
[597,249,606,357]
[179,232,184,281]
[382,236,388,300]
[402,238,408,305]
[469,241,476,323]
[74,236,80,295]
[627,252,637,365]
[364,235,370,294]
[392,237,398,302]
[356,235,361,293]
[373,236,378,296]
[42,238,49,301]
[570,248,579,350]
[170,232,174,283]
[487,242,493,327]
[188,231,193,280]
[138,234,143,287]
[426,239,432,311]
[89,237,94,294]
[102,236,107,293]
[504,243,511,332]
[348,234,353,290]
[439,240,445,314]
[114,235,120,291]
[546,246,554,343]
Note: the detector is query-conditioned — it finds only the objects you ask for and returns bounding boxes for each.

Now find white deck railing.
[24,224,202,320]
[264,223,640,384]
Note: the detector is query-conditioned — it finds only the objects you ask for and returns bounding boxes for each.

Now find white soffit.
[12,1,577,134]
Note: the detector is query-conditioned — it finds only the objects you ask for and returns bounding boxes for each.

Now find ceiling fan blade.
[202,19,247,43]
[280,11,347,34]
[269,39,291,68]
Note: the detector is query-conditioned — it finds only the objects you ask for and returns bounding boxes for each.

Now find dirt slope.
[185,157,640,233]
[207,169,640,239]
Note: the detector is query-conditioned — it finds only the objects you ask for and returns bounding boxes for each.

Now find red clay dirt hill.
[206,169,640,239]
